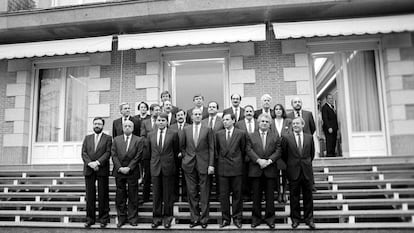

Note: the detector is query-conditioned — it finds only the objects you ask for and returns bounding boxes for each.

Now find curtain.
[346,50,381,132]
[65,66,89,141]
[36,68,62,142]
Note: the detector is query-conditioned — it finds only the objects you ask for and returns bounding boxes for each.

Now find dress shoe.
[117,222,125,228]
[189,221,200,228]
[281,194,287,203]
[251,222,260,228]
[100,223,107,228]
[130,222,138,226]
[201,223,208,229]
[306,221,316,229]
[312,186,318,192]
[234,220,242,228]
[151,221,161,228]
[291,221,299,229]
[220,220,230,228]
[84,221,94,228]
[164,222,171,228]
[277,195,282,203]
[266,222,275,229]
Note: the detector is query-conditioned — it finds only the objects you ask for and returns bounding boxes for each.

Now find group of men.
[81,91,318,229]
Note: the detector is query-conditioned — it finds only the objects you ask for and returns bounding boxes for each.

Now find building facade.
[0,0,414,164]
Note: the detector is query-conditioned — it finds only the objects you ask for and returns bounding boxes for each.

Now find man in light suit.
[254,94,275,119]
[140,103,162,202]
[148,113,180,229]
[286,97,316,135]
[246,114,281,228]
[112,120,144,228]
[180,108,215,228]
[215,113,247,228]
[322,94,338,157]
[113,102,141,137]
[186,94,209,124]
[82,117,112,228]
[282,117,316,229]
[223,93,244,122]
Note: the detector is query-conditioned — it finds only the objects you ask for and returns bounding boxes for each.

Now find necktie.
[179,124,183,131]
[94,134,99,152]
[235,108,239,121]
[261,132,266,151]
[297,133,303,155]
[151,119,155,129]
[158,130,163,149]
[193,125,199,147]
[208,117,213,129]
[248,120,253,133]
[226,130,231,143]
[125,136,130,152]
[296,110,301,117]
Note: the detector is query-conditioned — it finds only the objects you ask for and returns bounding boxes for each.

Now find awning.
[0,35,113,60]
[118,24,266,50]
[272,14,414,39]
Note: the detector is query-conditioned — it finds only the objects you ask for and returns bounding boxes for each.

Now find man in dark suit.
[223,93,245,122]
[235,105,257,201]
[163,100,177,126]
[113,102,141,137]
[180,108,215,228]
[170,109,189,201]
[111,120,144,228]
[254,94,275,119]
[201,101,224,131]
[81,117,112,228]
[186,94,209,124]
[286,97,316,135]
[140,103,162,203]
[160,90,179,116]
[148,113,180,229]
[246,114,281,228]
[322,94,338,157]
[281,117,316,229]
[215,113,247,228]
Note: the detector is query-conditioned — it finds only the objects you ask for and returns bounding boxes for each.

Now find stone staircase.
[0,156,413,230]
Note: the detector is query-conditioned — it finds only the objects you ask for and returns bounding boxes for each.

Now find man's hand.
[88,161,98,169]
[118,167,131,174]
[177,152,183,158]
[257,159,268,169]
[208,166,215,175]
[328,128,333,133]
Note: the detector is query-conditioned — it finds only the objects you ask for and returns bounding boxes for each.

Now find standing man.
[113,102,141,137]
[186,94,209,124]
[112,120,144,228]
[140,103,161,203]
[180,108,215,228]
[287,97,316,135]
[282,117,316,229]
[163,100,177,126]
[202,101,224,131]
[223,93,245,122]
[160,90,179,116]
[215,113,247,228]
[254,94,275,119]
[148,113,180,229]
[322,94,338,157]
[170,109,189,201]
[82,117,112,228]
[246,114,281,229]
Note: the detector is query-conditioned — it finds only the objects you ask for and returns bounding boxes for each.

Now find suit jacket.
[271,118,292,137]
[254,109,275,119]
[286,110,316,135]
[140,118,158,160]
[81,133,112,176]
[186,107,209,124]
[281,132,315,182]
[148,129,180,176]
[180,125,214,174]
[235,119,259,134]
[215,128,246,176]
[201,116,224,132]
[222,107,245,121]
[111,134,143,178]
[112,116,141,138]
[321,103,338,132]
[169,122,189,133]
[246,130,281,178]
[134,114,151,122]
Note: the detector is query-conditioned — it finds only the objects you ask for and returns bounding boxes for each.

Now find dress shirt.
[274,118,283,137]
[157,128,166,148]
[208,115,217,129]
[226,127,234,141]
[245,118,255,133]
[295,131,304,148]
